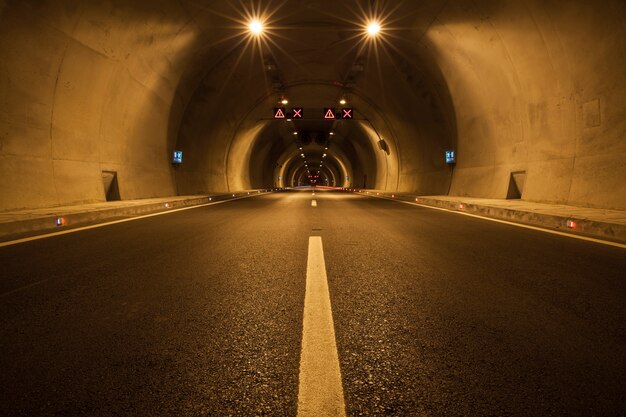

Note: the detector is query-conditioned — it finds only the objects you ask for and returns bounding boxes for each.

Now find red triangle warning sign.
[324,108,335,119]
[274,108,286,119]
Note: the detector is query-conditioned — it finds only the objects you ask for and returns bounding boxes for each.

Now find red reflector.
[566,220,576,229]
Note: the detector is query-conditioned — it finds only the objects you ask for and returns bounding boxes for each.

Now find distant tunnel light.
[249,19,264,35]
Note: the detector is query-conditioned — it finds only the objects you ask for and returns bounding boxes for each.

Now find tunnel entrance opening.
[102,171,121,202]
[506,171,526,200]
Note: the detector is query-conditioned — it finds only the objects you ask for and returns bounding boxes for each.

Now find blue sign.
[173,150,183,164]
[445,150,456,164]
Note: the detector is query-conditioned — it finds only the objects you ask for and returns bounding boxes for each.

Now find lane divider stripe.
[311,200,317,207]
[297,236,346,417]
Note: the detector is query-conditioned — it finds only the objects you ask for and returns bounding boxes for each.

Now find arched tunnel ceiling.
[0,0,624,210]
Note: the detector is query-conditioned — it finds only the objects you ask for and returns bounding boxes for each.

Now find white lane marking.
[0,193,266,248]
[298,237,346,417]
[311,200,317,207]
[360,194,626,249]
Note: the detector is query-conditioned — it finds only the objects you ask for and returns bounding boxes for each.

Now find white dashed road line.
[311,200,317,207]
[297,236,346,417]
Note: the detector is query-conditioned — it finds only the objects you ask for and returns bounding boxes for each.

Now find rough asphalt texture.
[1,190,624,415]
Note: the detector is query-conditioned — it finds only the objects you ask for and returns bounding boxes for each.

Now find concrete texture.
[0,190,270,241]
[0,0,625,211]
[352,189,626,244]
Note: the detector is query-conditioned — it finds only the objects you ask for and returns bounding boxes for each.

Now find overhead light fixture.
[329,132,334,136]
[281,98,289,105]
[293,132,298,135]
[323,154,327,157]
[249,19,264,35]
[339,99,347,105]
[367,22,381,36]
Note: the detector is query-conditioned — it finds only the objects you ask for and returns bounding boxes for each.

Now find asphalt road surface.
[1,189,624,416]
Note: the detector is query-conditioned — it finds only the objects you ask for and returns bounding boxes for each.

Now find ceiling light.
[249,19,264,35]
[329,132,334,136]
[367,22,381,36]
[281,98,289,105]
[293,132,298,135]
[339,99,346,105]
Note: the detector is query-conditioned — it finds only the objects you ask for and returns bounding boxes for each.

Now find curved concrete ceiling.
[1,0,624,210]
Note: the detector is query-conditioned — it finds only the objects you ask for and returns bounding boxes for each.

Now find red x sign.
[292,108,303,119]
[341,108,353,119]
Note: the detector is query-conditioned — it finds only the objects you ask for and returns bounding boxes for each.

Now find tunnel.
[1,1,625,415]
[1,0,624,209]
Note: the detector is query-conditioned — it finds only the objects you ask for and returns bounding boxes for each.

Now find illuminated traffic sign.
[446,150,456,164]
[292,108,303,119]
[341,108,353,119]
[172,150,182,164]
[274,108,286,119]
[324,108,335,119]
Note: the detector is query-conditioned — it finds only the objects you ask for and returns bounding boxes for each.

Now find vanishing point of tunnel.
[1,1,625,415]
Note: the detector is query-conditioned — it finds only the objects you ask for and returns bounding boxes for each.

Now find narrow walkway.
[0,190,271,241]
[353,190,626,243]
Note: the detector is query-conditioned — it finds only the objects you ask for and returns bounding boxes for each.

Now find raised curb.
[347,189,626,244]
[0,190,274,241]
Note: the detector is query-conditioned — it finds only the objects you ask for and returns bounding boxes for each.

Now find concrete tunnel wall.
[0,0,624,211]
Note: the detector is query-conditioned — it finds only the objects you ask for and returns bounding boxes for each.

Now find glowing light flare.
[249,19,264,35]
[367,21,381,36]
